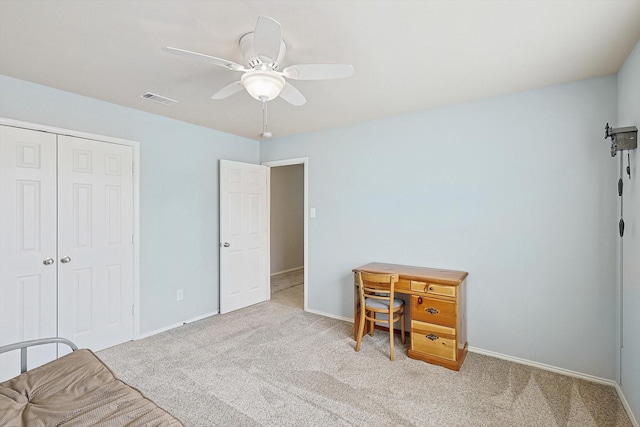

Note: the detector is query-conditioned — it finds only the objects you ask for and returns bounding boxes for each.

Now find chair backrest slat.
[357,271,399,301]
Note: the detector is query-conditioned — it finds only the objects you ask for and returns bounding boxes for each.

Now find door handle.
[222,242,230,247]
[43,258,54,265]
[60,256,71,264]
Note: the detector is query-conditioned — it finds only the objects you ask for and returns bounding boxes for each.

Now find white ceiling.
[1,1,639,141]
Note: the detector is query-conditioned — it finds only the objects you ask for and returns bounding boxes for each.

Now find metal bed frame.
[0,337,78,374]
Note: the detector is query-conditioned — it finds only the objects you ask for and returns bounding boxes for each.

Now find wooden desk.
[353,262,468,371]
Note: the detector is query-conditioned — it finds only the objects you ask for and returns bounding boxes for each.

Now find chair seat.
[355,271,405,360]
[365,297,404,310]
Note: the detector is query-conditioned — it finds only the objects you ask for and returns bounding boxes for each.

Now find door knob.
[43,258,54,265]
[60,256,71,263]
[223,242,230,247]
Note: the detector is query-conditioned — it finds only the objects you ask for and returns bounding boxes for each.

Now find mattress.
[0,349,183,426]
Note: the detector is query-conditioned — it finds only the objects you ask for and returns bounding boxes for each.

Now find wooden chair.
[355,271,405,361]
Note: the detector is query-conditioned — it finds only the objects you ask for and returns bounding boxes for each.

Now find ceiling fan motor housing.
[239,32,287,70]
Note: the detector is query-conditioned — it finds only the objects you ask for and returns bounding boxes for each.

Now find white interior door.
[57,135,134,353]
[219,160,268,314]
[0,126,58,381]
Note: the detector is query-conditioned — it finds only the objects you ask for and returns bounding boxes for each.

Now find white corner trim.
[137,311,218,340]
[615,383,639,427]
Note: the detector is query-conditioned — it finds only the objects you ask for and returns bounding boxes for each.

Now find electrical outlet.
[176,289,184,301]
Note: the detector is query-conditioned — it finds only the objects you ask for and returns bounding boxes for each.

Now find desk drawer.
[426,283,456,298]
[396,278,411,293]
[409,280,428,293]
[408,280,457,298]
[411,320,457,361]
[411,295,456,327]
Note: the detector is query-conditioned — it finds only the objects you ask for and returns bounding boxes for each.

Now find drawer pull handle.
[426,334,439,341]
[417,297,423,304]
[429,286,434,291]
[426,307,439,315]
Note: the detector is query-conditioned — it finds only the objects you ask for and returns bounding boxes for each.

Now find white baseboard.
[136,311,218,340]
[468,346,638,426]
[271,266,303,276]
[305,308,352,323]
[615,383,639,427]
[468,346,614,385]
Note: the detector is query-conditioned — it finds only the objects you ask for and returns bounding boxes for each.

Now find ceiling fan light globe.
[241,71,285,101]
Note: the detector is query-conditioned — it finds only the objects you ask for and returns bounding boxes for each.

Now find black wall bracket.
[605,123,637,157]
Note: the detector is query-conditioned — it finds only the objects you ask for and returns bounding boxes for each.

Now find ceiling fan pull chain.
[261,99,272,138]
[619,154,625,237]
[262,99,267,134]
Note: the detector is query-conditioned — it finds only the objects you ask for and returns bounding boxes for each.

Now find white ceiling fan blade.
[279,82,306,106]
[283,64,354,80]
[211,81,244,100]
[253,16,282,62]
[162,47,246,71]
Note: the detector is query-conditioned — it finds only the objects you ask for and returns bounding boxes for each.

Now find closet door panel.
[57,135,134,354]
[0,126,57,381]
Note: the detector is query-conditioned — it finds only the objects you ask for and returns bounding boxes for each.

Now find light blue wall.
[617,39,640,421]
[0,62,632,408]
[0,74,260,335]
[261,76,620,380]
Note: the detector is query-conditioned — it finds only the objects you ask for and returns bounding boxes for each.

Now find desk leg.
[353,280,359,340]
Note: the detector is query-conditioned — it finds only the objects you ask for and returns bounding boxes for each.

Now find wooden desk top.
[353,262,468,286]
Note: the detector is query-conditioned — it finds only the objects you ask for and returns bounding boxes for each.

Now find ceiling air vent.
[139,92,178,106]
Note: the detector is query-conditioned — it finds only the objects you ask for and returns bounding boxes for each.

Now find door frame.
[0,117,141,339]
[262,157,308,311]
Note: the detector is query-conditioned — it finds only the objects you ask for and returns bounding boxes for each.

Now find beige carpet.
[271,268,304,309]
[98,300,631,427]
[271,283,303,309]
[271,268,304,294]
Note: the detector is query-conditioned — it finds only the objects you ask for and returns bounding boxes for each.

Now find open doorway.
[264,158,308,310]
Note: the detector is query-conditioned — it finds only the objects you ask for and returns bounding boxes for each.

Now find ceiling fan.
[162,16,354,107]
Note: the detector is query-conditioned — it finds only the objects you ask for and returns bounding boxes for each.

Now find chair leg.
[400,308,405,345]
[389,318,395,361]
[369,312,375,337]
[355,304,366,353]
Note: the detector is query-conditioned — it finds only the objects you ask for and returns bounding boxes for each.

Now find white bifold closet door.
[57,135,134,356]
[0,126,58,381]
[0,126,134,381]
